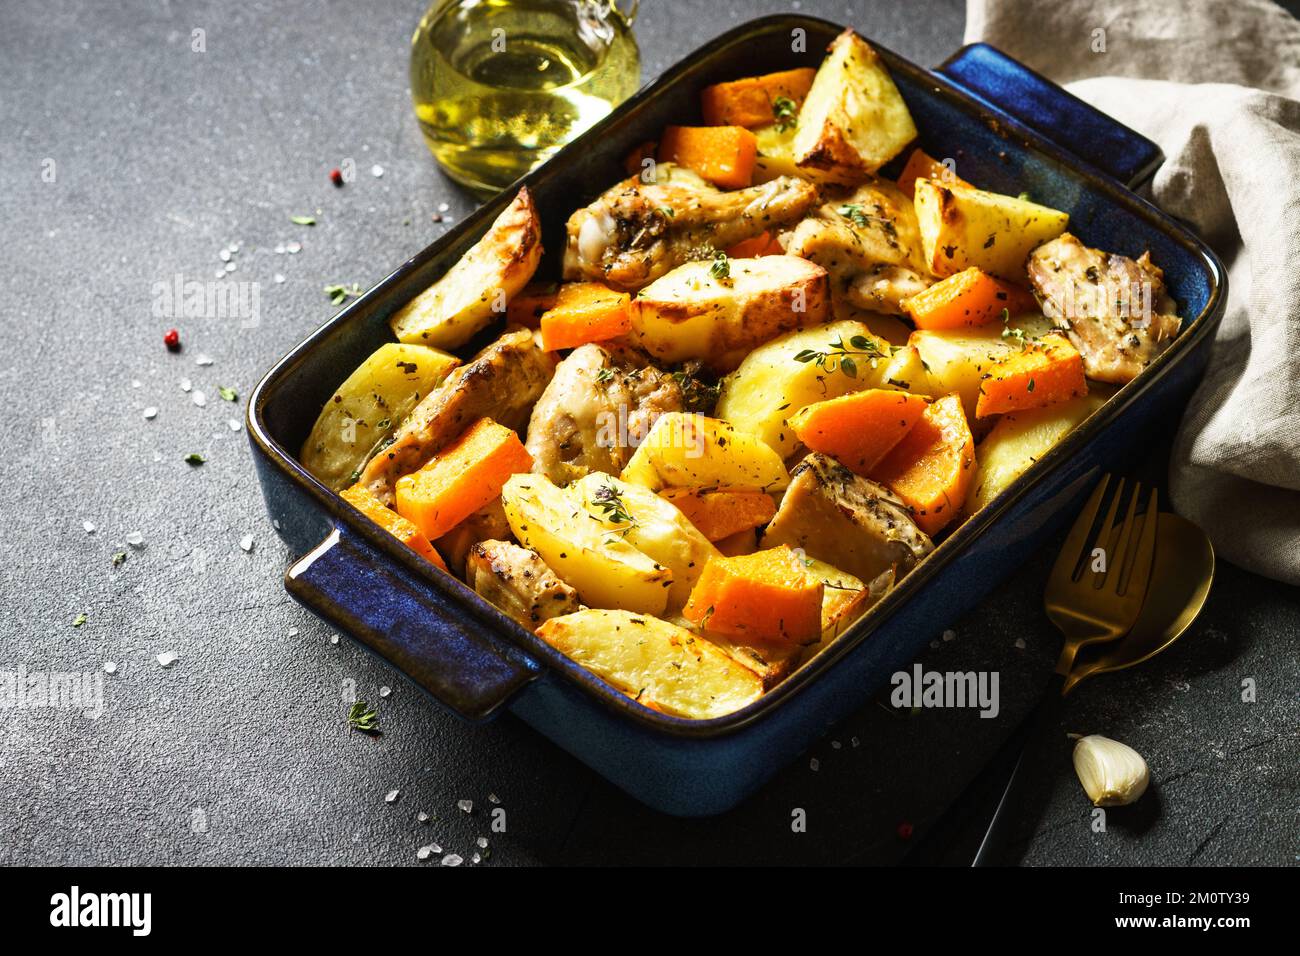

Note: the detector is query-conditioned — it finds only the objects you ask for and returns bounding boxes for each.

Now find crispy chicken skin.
[1028,233,1182,384]
[358,329,555,505]
[785,179,933,314]
[525,343,684,484]
[467,539,580,629]
[562,164,819,290]
[763,453,934,584]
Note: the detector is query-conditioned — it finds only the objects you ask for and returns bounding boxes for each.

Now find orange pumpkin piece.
[341,483,447,571]
[657,125,758,190]
[976,333,1087,418]
[538,282,633,351]
[699,67,818,128]
[895,148,971,200]
[395,418,533,541]
[682,545,824,644]
[725,231,785,258]
[870,393,975,536]
[505,283,558,328]
[660,488,777,541]
[902,267,1038,330]
[789,389,930,475]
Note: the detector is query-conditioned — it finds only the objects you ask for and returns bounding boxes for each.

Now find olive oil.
[411,0,640,194]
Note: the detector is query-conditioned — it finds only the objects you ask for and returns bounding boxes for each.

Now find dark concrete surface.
[1,0,1296,866]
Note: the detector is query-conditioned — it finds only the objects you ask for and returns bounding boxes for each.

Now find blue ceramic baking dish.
[248,16,1225,816]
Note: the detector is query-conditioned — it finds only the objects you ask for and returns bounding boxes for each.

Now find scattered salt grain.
[851,736,860,748]
[274,243,286,254]
[385,789,400,804]
[329,634,340,645]
[83,521,96,533]
[239,534,254,552]
[417,811,429,823]
[180,378,192,392]
[273,273,285,284]
[192,391,206,407]
[1014,637,1027,650]
[104,662,117,674]
[286,241,302,254]
[942,629,956,642]
[831,740,841,750]
[288,627,299,637]
[438,202,449,212]
[379,685,391,698]
[224,261,236,273]
[441,853,462,867]
[195,354,213,367]
[156,651,178,668]
[143,406,158,420]
[219,249,231,262]
[125,532,145,548]
[417,846,435,861]
[471,853,481,864]
[371,164,384,178]
[131,379,142,388]
[809,758,820,771]
[214,269,225,279]
[457,799,473,814]
[476,837,488,848]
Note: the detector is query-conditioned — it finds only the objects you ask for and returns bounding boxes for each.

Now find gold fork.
[1045,474,1160,677]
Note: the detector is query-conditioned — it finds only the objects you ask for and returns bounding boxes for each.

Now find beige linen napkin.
[967,0,1300,584]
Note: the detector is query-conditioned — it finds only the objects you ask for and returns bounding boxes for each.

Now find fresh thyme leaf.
[347,700,380,734]
[792,335,885,378]
[324,283,362,307]
[111,551,127,568]
[594,366,616,384]
[71,613,87,628]
[184,453,206,465]
[657,206,675,219]
[1017,191,1031,202]
[1027,378,1036,392]
[217,385,238,402]
[773,95,798,132]
[670,367,720,414]
[290,214,316,226]
[709,250,731,280]
[837,203,871,228]
[1001,326,1027,349]
[591,483,636,527]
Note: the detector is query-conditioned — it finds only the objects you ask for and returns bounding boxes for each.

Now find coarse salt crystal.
[441,853,462,867]
[83,521,96,533]
[228,419,241,431]
[239,534,254,552]
[192,391,206,407]
[157,651,178,668]
[143,407,158,420]
[219,249,231,262]
[379,686,391,698]
[942,629,957,642]
[180,378,192,392]
[1014,637,1027,650]
[329,634,339,645]
[274,273,285,284]
[195,354,213,366]
[103,662,117,674]
[385,789,400,803]
[809,758,820,771]
[371,164,384,178]
[286,241,301,254]
[417,811,429,823]
[457,799,472,814]
[125,532,144,548]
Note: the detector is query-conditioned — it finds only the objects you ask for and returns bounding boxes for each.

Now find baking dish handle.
[936,43,1163,189]
[286,526,542,722]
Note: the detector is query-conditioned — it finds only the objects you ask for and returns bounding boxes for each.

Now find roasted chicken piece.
[434,499,512,578]
[785,179,933,314]
[467,540,580,630]
[1028,233,1182,384]
[525,343,684,485]
[763,453,933,584]
[357,329,555,504]
[562,164,819,290]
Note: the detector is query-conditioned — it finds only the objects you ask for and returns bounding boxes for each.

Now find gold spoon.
[1063,512,1215,695]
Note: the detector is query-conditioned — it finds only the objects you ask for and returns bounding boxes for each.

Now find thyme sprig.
[793,334,887,379]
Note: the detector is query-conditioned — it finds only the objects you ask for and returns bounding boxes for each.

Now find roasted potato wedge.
[390,187,543,349]
[630,255,829,371]
[913,178,1069,280]
[536,609,764,719]
[501,473,672,614]
[571,473,718,611]
[793,29,918,183]
[301,342,460,491]
[714,319,893,458]
[967,391,1108,513]
[620,413,790,494]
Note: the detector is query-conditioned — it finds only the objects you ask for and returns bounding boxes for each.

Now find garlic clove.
[1072,734,1149,807]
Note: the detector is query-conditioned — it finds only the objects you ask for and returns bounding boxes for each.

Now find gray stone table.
[1,0,1295,865]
